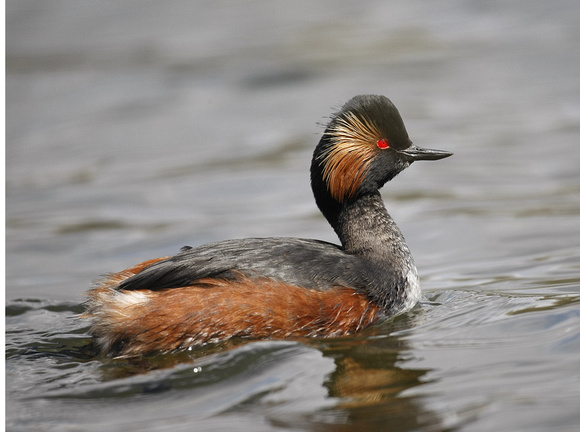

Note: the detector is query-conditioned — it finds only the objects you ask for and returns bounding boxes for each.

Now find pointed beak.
[399,145,453,161]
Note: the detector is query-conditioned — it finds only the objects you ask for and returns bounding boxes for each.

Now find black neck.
[321,189,419,311]
[311,150,408,257]
[335,192,406,255]
[311,152,413,259]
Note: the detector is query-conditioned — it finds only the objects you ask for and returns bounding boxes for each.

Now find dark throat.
[334,193,409,258]
[310,151,414,268]
[328,192,418,312]
[311,172,418,311]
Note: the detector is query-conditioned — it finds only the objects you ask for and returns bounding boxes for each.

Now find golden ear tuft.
[318,112,384,202]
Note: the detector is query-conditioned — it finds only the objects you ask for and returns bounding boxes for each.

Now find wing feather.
[117,238,368,292]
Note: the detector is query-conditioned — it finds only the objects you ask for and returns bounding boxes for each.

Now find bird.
[84,94,452,357]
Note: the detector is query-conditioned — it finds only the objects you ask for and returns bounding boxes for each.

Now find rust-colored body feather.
[85,265,382,356]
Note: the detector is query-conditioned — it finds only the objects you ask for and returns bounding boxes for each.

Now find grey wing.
[117,237,368,292]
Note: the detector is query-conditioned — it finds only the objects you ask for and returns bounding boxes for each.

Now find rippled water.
[6,1,580,431]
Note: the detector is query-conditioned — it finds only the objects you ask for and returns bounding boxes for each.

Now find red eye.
[377,139,390,149]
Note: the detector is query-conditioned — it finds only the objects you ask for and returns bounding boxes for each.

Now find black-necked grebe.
[84,94,452,356]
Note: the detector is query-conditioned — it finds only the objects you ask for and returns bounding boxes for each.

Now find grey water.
[6,1,580,431]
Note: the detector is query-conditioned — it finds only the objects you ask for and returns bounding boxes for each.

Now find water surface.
[6,1,580,431]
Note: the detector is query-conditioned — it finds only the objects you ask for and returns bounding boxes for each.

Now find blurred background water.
[6,1,580,431]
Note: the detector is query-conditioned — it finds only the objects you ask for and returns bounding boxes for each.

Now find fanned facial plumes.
[318,111,385,203]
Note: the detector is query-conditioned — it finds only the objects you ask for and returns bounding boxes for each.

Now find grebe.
[84,94,452,356]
